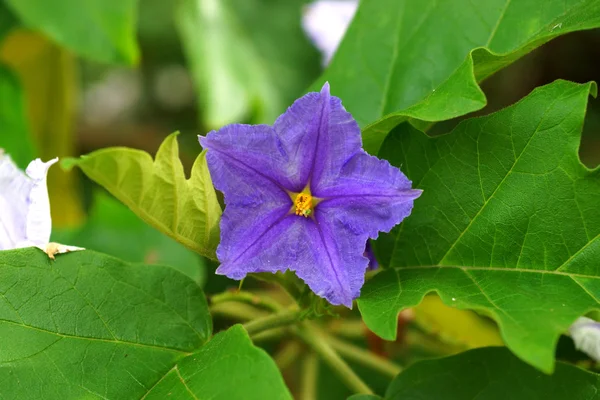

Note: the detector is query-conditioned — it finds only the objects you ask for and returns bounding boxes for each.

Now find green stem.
[211,290,282,312]
[243,309,303,335]
[327,335,402,378]
[210,302,267,321]
[300,352,319,400]
[295,323,374,395]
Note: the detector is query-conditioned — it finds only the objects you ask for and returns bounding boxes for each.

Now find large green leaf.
[0,248,211,398]
[64,133,222,260]
[358,80,599,373]
[315,0,600,153]
[52,191,206,286]
[176,0,320,128]
[144,325,293,399]
[385,347,600,399]
[4,0,139,64]
[0,64,34,169]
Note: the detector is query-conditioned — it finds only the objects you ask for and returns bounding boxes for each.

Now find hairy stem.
[300,352,319,400]
[243,309,303,335]
[295,323,374,395]
[327,335,402,378]
[211,290,282,312]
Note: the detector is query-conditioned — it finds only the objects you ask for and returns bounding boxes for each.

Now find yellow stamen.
[294,192,313,218]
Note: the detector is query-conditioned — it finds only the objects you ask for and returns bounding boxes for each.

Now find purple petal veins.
[200,83,421,307]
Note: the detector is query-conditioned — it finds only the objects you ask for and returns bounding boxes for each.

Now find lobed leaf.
[64,133,222,260]
[385,347,600,399]
[314,0,600,153]
[359,80,600,373]
[4,0,139,64]
[0,248,211,398]
[143,325,293,399]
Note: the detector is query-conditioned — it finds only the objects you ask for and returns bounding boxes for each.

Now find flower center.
[294,193,313,217]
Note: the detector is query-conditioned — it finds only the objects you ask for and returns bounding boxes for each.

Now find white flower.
[569,317,600,361]
[302,0,359,67]
[0,150,83,259]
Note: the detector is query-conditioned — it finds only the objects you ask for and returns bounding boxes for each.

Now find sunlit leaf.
[0,248,211,398]
[359,80,600,373]
[315,0,600,153]
[385,347,600,399]
[64,133,222,260]
[143,325,293,399]
[4,0,139,64]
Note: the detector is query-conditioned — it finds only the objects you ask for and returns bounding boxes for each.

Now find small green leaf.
[176,0,320,127]
[0,248,211,398]
[64,133,222,260]
[315,0,600,153]
[359,80,600,373]
[385,347,600,399]
[4,0,139,64]
[143,325,293,399]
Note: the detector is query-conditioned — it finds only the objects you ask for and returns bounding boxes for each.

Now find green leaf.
[52,191,206,286]
[176,0,320,128]
[0,248,211,398]
[4,0,139,64]
[64,133,222,260]
[385,347,600,399]
[358,80,599,373]
[315,0,600,153]
[0,64,34,169]
[143,325,293,399]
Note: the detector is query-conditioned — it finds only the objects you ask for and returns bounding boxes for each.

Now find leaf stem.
[300,352,319,400]
[327,335,402,378]
[295,323,374,395]
[211,290,282,312]
[243,309,303,335]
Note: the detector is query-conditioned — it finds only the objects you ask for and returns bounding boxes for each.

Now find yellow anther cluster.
[294,193,313,217]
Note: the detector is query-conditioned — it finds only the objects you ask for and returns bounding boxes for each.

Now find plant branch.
[211,290,282,312]
[243,308,303,336]
[295,323,374,395]
[327,335,402,378]
[300,352,319,400]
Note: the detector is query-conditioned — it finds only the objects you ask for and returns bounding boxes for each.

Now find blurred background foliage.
[1,0,600,397]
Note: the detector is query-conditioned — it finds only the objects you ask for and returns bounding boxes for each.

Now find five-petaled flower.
[200,83,421,307]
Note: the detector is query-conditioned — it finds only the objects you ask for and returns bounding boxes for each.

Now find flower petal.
[316,151,422,238]
[200,123,306,192]
[0,152,30,249]
[200,127,295,263]
[217,214,366,308]
[274,83,364,194]
[0,153,56,249]
[302,0,359,66]
[24,157,57,246]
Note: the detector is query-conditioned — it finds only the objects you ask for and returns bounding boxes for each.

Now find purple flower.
[200,83,421,307]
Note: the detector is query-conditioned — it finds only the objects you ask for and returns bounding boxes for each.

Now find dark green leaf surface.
[385,347,600,400]
[4,0,139,64]
[144,325,293,400]
[359,80,600,373]
[0,248,211,398]
[0,64,34,169]
[63,133,222,260]
[316,0,600,153]
[52,191,206,285]
[176,0,320,128]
